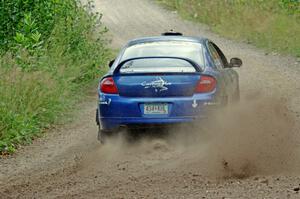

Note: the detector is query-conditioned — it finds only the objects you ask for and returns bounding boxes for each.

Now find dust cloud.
[174,93,300,178]
[81,93,299,180]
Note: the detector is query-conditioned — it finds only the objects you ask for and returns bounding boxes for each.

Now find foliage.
[1,0,52,53]
[157,0,300,57]
[0,0,111,153]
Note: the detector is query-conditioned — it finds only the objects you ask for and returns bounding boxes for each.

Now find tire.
[97,126,114,144]
[96,109,100,125]
[96,109,114,143]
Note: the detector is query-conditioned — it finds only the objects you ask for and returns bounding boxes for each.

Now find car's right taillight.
[195,75,216,93]
[100,77,119,94]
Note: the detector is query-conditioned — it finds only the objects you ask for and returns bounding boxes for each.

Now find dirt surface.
[1,0,300,198]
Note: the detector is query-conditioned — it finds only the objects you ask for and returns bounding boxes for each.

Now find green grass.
[0,0,112,154]
[157,0,300,57]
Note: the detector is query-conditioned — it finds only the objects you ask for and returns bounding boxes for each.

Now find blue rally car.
[96,32,242,142]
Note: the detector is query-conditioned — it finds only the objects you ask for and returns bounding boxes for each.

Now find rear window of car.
[119,58,196,74]
[121,41,204,67]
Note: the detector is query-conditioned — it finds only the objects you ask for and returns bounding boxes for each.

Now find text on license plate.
[144,103,168,115]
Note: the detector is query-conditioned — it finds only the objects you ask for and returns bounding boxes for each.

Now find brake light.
[100,77,118,94]
[195,76,216,93]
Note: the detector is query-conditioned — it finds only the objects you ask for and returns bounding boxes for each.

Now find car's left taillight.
[100,77,118,94]
[195,75,216,93]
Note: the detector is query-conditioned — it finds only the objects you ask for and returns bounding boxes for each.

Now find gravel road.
[1,0,300,198]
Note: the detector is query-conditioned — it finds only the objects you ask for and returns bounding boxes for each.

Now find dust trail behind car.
[169,93,299,178]
[84,91,300,180]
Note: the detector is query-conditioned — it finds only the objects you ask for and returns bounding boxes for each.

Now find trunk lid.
[114,74,200,97]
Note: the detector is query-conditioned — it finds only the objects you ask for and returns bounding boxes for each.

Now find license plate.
[144,103,168,115]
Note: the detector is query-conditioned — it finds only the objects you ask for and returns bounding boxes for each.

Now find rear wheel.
[97,126,114,144]
[96,109,115,143]
[96,109,100,125]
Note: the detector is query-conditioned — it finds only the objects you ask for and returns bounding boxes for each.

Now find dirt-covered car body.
[96,35,241,133]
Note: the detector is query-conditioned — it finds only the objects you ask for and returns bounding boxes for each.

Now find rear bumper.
[98,93,220,130]
[100,116,204,130]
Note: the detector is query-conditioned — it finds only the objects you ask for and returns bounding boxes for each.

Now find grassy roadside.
[157,0,300,57]
[0,0,112,154]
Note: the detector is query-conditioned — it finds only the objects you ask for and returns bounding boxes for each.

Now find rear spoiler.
[113,56,203,74]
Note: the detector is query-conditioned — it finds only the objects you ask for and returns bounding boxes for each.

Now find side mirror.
[108,59,115,68]
[229,57,242,68]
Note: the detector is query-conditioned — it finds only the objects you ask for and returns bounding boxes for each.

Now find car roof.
[126,36,207,47]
